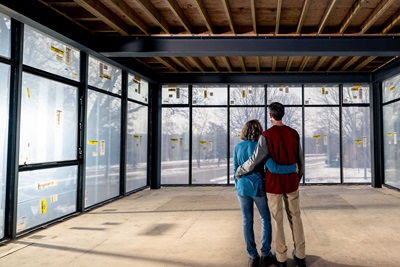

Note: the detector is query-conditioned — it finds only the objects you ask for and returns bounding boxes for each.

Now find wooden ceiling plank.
[171,57,192,71]
[361,0,397,34]
[285,56,294,72]
[318,0,339,34]
[275,0,282,34]
[256,57,260,72]
[74,0,131,35]
[193,0,214,34]
[354,56,377,71]
[250,0,257,34]
[340,0,367,33]
[299,56,310,71]
[272,56,277,71]
[221,0,235,34]
[240,57,246,72]
[107,0,150,34]
[154,57,178,72]
[187,57,206,72]
[296,0,311,34]
[45,1,79,7]
[165,0,192,33]
[313,56,328,71]
[221,56,233,72]
[341,56,361,71]
[327,56,345,71]
[135,0,171,34]
[206,57,219,72]
[382,9,400,33]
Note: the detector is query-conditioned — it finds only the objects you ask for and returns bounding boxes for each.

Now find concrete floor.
[0,185,400,267]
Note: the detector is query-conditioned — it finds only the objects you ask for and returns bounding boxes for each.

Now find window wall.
[383,74,400,189]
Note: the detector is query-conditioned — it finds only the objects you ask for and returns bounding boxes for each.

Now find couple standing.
[233,102,306,267]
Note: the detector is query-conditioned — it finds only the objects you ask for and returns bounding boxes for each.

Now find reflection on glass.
[88,56,121,94]
[16,166,78,233]
[342,84,370,104]
[304,107,340,183]
[126,103,148,192]
[192,85,227,105]
[0,13,10,58]
[304,84,339,105]
[229,107,265,183]
[128,74,148,103]
[230,85,265,105]
[85,90,121,207]
[161,108,189,184]
[0,63,10,238]
[162,84,189,104]
[383,103,400,189]
[19,73,78,165]
[23,25,80,81]
[342,107,371,182]
[267,84,302,105]
[382,74,400,103]
[192,108,227,184]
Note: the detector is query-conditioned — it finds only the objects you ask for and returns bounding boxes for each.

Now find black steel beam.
[97,37,400,57]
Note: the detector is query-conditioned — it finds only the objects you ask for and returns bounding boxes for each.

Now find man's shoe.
[292,250,306,267]
[248,256,260,267]
[260,253,276,267]
[276,261,287,267]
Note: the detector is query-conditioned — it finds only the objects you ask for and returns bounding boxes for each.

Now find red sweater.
[263,125,302,194]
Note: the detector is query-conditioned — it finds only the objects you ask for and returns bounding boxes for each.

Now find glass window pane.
[0,63,10,238]
[192,108,227,184]
[192,85,227,105]
[126,102,148,191]
[85,90,121,207]
[23,25,80,81]
[229,85,265,105]
[267,84,302,105]
[304,84,339,105]
[383,102,400,188]
[383,74,400,103]
[229,107,265,183]
[304,107,340,183]
[0,13,10,58]
[342,84,370,104]
[16,166,78,233]
[267,107,303,140]
[88,56,121,94]
[162,84,189,104]
[161,108,189,184]
[128,74,148,103]
[19,73,78,164]
[342,107,371,183]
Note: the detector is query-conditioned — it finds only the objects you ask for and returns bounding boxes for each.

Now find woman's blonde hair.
[241,119,263,141]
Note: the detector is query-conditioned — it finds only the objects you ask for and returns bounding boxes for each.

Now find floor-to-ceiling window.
[382,74,400,189]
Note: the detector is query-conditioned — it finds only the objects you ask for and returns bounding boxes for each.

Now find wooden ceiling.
[26,0,400,75]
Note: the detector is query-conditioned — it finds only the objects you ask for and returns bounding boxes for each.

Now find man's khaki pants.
[267,189,306,263]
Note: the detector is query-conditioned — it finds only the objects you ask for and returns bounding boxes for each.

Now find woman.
[233,119,297,267]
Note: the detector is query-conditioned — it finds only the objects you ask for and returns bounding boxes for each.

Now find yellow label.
[387,133,393,137]
[204,90,208,98]
[313,135,321,139]
[170,138,179,142]
[321,86,326,95]
[26,88,31,98]
[102,74,111,80]
[199,141,207,144]
[37,180,57,190]
[390,86,395,91]
[168,88,176,92]
[50,46,64,56]
[133,135,140,139]
[88,140,98,145]
[134,75,141,82]
[41,199,47,214]
[242,90,246,98]
[354,139,363,143]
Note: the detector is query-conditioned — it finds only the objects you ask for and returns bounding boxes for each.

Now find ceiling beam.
[135,0,171,34]
[327,56,345,71]
[239,57,246,72]
[98,36,400,57]
[205,57,219,72]
[107,0,150,34]
[340,0,367,33]
[74,0,131,36]
[313,56,328,71]
[382,9,400,33]
[164,0,192,33]
[341,56,361,71]
[221,0,235,34]
[221,57,233,72]
[360,0,397,34]
[256,57,260,72]
[154,57,178,72]
[275,0,282,34]
[272,56,277,71]
[250,0,257,34]
[170,57,192,72]
[193,0,214,34]
[354,56,377,71]
[187,57,207,72]
[296,0,310,34]
[318,0,339,34]
[299,56,310,71]
[285,56,294,72]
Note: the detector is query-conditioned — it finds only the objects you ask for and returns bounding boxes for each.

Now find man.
[236,102,306,267]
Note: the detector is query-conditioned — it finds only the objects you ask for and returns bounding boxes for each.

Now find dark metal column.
[370,81,383,188]
[5,19,23,239]
[119,71,128,195]
[149,82,161,189]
